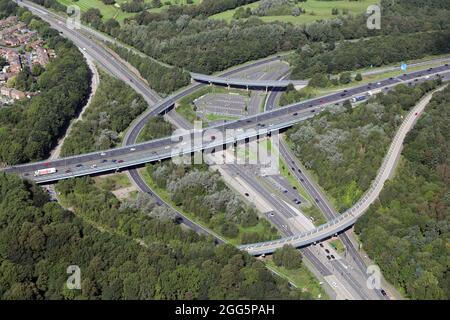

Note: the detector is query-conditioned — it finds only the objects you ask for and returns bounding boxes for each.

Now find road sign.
[401,63,407,71]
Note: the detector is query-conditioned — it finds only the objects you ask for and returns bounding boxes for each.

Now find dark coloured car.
[325,249,330,254]
[117,160,124,163]
[76,164,83,168]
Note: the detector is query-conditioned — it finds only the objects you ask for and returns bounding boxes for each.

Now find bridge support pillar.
[209,81,212,86]
[246,85,249,92]
[227,84,230,90]
[265,86,268,93]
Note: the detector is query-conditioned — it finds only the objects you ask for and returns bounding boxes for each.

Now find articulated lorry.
[34,168,57,177]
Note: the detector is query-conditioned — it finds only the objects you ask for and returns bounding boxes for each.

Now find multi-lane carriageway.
[4,63,450,184]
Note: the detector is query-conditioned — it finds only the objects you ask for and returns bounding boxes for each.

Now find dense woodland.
[146,161,279,244]
[60,71,147,156]
[111,45,190,95]
[88,0,450,75]
[0,173,307,299]
[290,31,450,80]
[0,1,91,165]
[27,0,450,83]
[286,80,442,212]
[137,115,174,142]
[356,85,450,300]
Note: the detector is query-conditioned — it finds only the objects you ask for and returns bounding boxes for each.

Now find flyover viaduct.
[190,72,308,91]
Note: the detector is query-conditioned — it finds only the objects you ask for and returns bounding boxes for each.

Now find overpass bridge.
[3,64,449,184]
[238,86,445,255]
[190,72,308,91]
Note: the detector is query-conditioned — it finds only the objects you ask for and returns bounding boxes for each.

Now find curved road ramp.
[239,85,447,256]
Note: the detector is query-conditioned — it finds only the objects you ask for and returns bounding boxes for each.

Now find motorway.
[279,141,387,299]
[4,64,450,183]
[7,0,450,260]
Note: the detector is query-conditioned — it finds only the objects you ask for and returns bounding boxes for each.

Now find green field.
[58,0,135,23]
[211,0,379,24]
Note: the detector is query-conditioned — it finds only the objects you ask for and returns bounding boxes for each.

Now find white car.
[130,148,136,151]
[100,152,106,156]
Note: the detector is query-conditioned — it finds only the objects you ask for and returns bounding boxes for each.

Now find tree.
[273,245,302,270]
[355,73,363,81]
[339,72,352,85]
[309,73,329,88]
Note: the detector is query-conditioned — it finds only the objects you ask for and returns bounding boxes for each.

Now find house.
[34,47,49,66]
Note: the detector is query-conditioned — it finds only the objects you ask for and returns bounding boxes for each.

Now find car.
[330,255,335,259]
[130,148,136,151]
[319,243,324,248]
[283,190,288,194]
[117,160,124,163]
[415,112,419,116]
[111,159,117,163]
[101,159,108,163]
[310,109,316,113]
[315,198,320,203]
[91,164,97,168]
[377,82,381,85]
[325,249,330,254]
[65,169,71,173]
[300,178,304,182]
[268,212,275,217]
[210,135,216,140]
[244,192,249,197]
[297,169,302,173]
[82,47,86,51]
[100,152,106,156]
[292,186,297,190]
[381,289,387,296]
[24,173,29,176]
[76,164,83,168]
[340,93,346,97]
[293,112,298,116]
[326,255,331,260]
[246,120,252,123]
